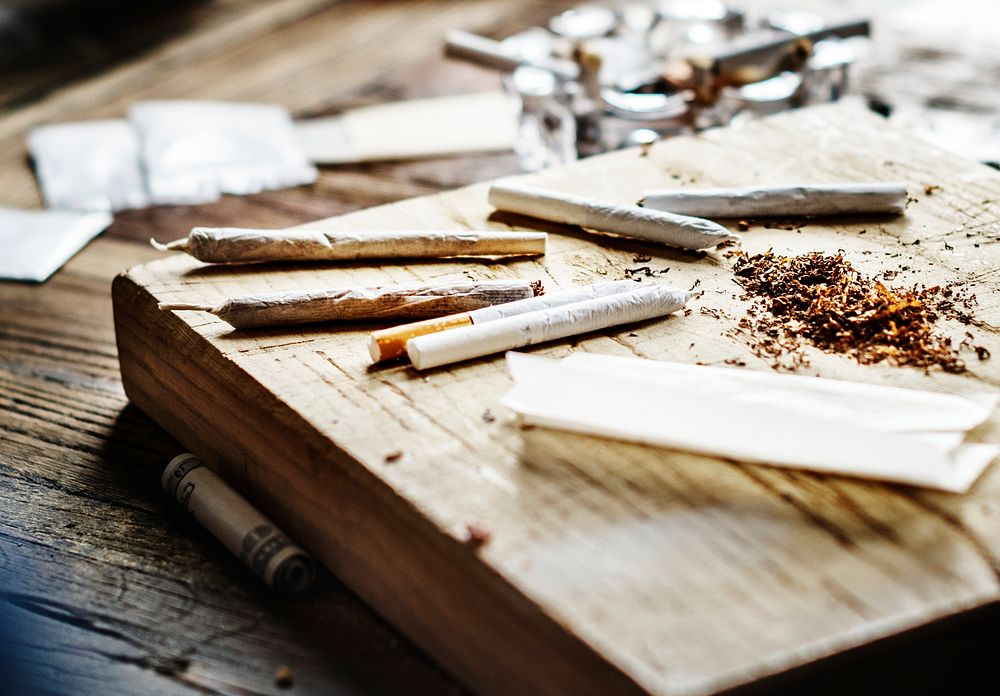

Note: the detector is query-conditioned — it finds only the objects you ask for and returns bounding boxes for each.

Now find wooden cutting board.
[113,102,1000,696]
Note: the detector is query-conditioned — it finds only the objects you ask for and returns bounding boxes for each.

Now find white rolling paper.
[130,100,317,205]
[641,183,909,217]
[407,285,690,370]
[489,181,737,250]
[0,207,112,282]
[28,119,150,212]
[502,353,999,492]
[295,92,519,164]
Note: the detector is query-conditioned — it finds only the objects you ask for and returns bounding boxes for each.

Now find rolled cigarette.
[151,227,547,264]
[162,453,316,595]
[489,181,737,250]
[445,29,580,81]
[641,182,909,218]
[690,19,870,88]
[159,279,543,330]
[406,285,690,370]
[369,280,636,363]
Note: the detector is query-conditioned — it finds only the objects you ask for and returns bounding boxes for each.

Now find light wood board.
[113,102,1000,696]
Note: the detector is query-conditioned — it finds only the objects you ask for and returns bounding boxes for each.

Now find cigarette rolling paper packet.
[369,280,637,362]
[502,353,999,492]
[406,284,691,370]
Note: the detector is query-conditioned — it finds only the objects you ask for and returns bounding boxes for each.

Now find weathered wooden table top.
[3,1,1000,695]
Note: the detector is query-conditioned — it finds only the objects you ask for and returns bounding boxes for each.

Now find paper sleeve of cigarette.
[295,91,519,164]
[159,280,540,329]
[162,454,316,594]
[501,353,999,492]
[489,181,737,250]
[406,285,690,370]
[153,227,546,263]
[641,183,909,218]
[369,280,637,362]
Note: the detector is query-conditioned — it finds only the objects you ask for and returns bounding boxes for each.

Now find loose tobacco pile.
[731,250,987,372]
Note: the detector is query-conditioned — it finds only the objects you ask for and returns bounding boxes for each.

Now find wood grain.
[114,103,1000,696]
[5,1,1000,693]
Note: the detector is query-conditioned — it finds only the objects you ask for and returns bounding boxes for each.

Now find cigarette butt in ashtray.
[368,280,637,363]
[162,453,316,595]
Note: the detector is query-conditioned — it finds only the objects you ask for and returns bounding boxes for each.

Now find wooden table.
[2,1,999,694]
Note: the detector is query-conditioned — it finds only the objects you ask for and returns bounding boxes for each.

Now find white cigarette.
[152,227,546,264]
[368,280,636,362]
[445,29,580,81]
[489,181,737,250]
[406,285,690,370]
[162,454,316,594]
[159,279,542,330]
[641,182,909,218]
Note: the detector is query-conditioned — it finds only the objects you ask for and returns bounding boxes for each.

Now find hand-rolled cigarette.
[406,285,690,370]
[159,279,543,329]
[445,29,580,81]
[641,182,909,218]
[162,453,316,595]
[690,19,870,88]
[151,227,547,264]
[369,280,636,363]
[489,181,737,250]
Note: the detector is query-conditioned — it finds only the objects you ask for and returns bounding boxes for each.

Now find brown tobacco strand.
[731,250,984,373]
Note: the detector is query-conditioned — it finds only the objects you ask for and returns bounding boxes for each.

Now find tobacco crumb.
[731,250,984,373]
[465,524,491,549]
[633,253,652,262]
[624,265,669,281]
[688,279,701,291]
[482,409,496,423]
[384,450,403,463]
[724,358,747,367]
[924,184,942,195]
[275,666,294,688]
[944,241,954,251]
[737,219,751,231]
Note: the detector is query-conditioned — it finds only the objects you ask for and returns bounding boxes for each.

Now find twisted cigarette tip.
[150,237,189,252]
[159,302,215,312]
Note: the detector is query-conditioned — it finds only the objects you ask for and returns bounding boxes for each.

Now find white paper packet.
[295,92,518,164]
[130,100,318,205]
[502,353,999,492]
[0,207,112,282]
[28,119,150,212]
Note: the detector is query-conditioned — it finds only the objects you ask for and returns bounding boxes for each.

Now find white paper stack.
[502,352,999,492]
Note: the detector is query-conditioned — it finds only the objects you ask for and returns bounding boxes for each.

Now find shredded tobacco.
[731,250,986,372]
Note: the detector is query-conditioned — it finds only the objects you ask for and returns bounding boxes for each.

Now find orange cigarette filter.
[369,313,474,362]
